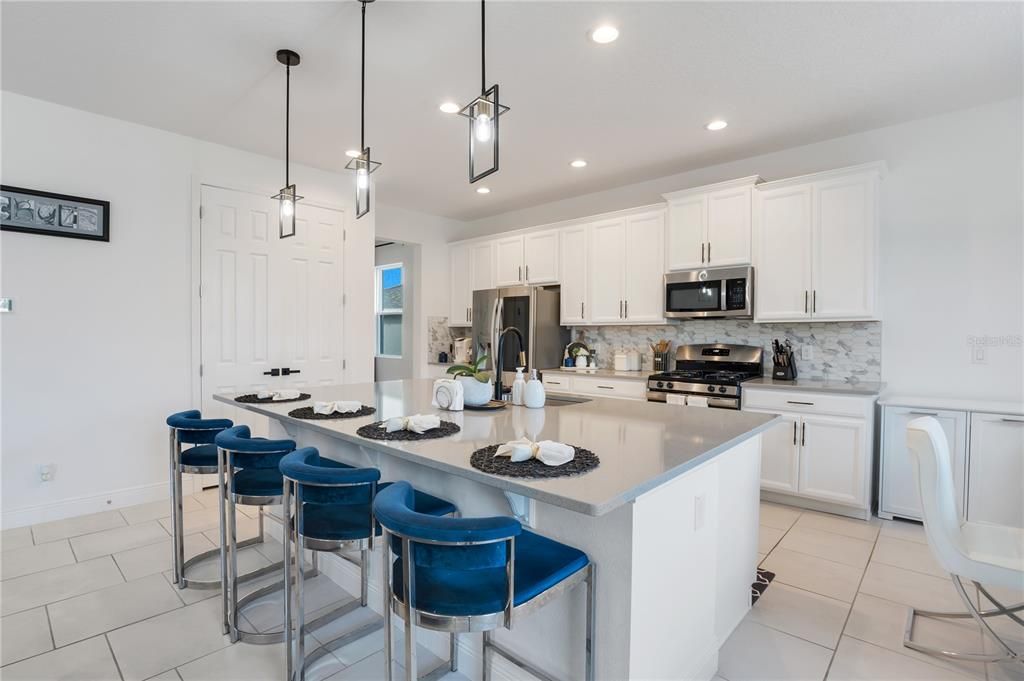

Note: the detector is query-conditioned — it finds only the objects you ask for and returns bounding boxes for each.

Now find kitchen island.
[216,379,777,681]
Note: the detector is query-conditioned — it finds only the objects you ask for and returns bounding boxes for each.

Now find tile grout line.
[44,603,57,651]
[104,633,127,681]
[822,520,882,680]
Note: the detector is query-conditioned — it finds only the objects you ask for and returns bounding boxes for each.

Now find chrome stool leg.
[284,480,294,681]
[218,446,229,635]
[383,531,394,681]
[168,429,181,586]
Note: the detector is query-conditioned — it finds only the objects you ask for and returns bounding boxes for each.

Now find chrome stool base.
[904,575,1024,665]
[177,537,267,590]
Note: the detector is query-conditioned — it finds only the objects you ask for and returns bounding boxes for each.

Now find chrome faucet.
[494,326,526,401]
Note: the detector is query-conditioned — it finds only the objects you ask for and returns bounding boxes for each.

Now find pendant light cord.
[285,62,290,187]
[480,0,486,94]
[360,0,366,151]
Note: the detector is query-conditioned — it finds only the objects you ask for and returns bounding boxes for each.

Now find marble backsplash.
[573,320,881,383]
[428,316,455,363]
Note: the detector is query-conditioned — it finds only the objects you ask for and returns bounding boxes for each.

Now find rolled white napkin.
[381,414,441,434]
[257,389,303,401]
[313,400,363,415]
[686,395,709,408]
[494,437,575,466]
[666,394,687,406]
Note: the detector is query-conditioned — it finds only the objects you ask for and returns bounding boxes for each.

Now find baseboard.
[760,491,872,521]
[1,481,169,529]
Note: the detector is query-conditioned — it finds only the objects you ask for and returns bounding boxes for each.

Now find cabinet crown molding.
[661,175,763,202]
[755,161,888,192]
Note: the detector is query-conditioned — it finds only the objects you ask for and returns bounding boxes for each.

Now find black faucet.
[494,326,526,401]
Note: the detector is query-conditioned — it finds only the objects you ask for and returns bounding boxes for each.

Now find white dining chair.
[904,416,1023,665]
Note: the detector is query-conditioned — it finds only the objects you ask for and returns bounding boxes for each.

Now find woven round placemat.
[235,393,311,404]
[288,405,376,420]
[356,420,461,441]
[469,444,599,479]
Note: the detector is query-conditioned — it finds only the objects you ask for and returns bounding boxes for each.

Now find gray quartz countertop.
[744,377,884,396]
[216,379,777,516]
[540,367,650,382]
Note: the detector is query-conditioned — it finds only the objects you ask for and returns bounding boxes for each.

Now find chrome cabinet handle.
[801,422,806,446]
[707,242,711,263]
[804,291,809,313]
[701,242,705,263]
[625,300,628,318]
[581,301,584,317]
[909,410,938,416]
[525,265,529,280]
[813,290,817,313]
[619,300,624,318]
[1001,418,1024,423]
[792,421,797,446]
[518,265,522,281]
[787,400,815,406]
[597,385,615,390]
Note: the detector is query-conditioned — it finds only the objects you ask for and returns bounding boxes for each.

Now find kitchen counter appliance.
[647,343,764,409]
[664,265,753,319]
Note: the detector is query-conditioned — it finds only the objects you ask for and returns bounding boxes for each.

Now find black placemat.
[469,444,599,479]
[356,420,461,441]
[235,393,311,404]
[288,405,376,419]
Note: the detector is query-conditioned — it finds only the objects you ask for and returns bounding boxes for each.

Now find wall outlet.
[39,464,56,482]
[801,345,814,362]
[971,347,987,364]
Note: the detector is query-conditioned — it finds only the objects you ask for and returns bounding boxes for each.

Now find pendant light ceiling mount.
[272,48,303,239]
[344,0,381,219]
[458,0,509,184]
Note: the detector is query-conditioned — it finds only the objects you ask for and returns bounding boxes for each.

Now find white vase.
[458,376,493,406]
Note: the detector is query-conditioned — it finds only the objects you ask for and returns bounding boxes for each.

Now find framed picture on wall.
[0,185,110,242]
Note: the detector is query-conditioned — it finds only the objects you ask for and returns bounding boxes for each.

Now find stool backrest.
[906,417,968,573]
[166,409,232,444]
[279,447,380,506]
[215,425,295,468]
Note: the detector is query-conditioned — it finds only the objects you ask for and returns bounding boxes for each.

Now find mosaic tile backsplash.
[428,316,455,363]
[573,320,882,383]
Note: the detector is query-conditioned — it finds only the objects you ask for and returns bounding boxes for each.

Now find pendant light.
[458,0,509,183]
[272,49,303,239]
[345,0,381,219]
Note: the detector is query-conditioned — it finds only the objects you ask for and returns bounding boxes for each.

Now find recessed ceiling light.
[439,101,460,114]
[591,25,619,44]
[705,119,728,131]
[476,187,491,194]
[344,149,361,158]
[570,159,588,168]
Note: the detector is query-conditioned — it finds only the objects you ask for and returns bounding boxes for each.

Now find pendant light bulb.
[356,166,369,190]
[280,198,295,218]
[474,111,492,142]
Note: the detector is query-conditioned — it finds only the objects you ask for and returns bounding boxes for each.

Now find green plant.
[446,355,491,383]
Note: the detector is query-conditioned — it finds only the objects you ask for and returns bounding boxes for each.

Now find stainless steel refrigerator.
[471,285,569,390]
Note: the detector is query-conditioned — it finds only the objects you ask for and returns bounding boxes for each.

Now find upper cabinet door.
[588,218,627,323]
[448,244,471,326]
[559,224,588,324]
[524,230,559,284]
[968,413,1024,528]
[811,171,879,320]
[706,186,752,267]
[754,185,813,321]
[494,235,525,287]
[624,210,666,323]
[666,195,706,271]
[469,241,494,291]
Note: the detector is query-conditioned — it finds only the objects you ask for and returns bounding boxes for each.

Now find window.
[375,263,403,357]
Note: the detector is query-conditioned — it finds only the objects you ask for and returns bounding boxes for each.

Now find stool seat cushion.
[300,488,456,542]
[180,444,219,469]
[231,469,284,498]
[392,529,589,616]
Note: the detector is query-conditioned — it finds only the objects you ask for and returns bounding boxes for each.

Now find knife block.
[772,362,798,381]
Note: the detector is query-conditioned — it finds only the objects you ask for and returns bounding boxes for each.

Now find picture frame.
[1,185,110,242]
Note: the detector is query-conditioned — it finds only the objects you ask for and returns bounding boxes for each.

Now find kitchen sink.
[543,395,591,407]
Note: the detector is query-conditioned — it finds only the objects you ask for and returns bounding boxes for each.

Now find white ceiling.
[2,1,1021,221]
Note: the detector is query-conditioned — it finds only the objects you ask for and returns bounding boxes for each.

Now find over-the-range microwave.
[664,265,753,319]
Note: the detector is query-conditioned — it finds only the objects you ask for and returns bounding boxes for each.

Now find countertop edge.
[743,377,884,396]
[877,394,1024,416]
[541,368,650,382]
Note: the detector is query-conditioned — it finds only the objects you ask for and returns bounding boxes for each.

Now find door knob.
[263,368,281,376]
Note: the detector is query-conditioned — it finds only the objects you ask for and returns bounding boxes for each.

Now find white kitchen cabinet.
[753,162,883,323]
[559,224,588,324]
[663,176,759,271]
[879,406,968,521]
[524,230,559,284]
[623,210,666,323]
[759,414,801,494]
[470,241,494,291]
[588,218,627,323]
[968,412,1024,528]
[494,235,525,287]
[448,243,472,326]
[540,372,646,401]
[798,414,868,507]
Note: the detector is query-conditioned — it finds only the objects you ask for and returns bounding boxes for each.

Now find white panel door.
[754,185,813,321]
[559,224,588,324]
[811,172,877,320]
[968,413,1024,528]
[706,186,752,266]
[524,230,559,284]
[494,236,525,286]
[588,218,627,323]
[469,241,493,291]
[798,415,867,507]
[448,244,471,326]
[200,185,345,432]
[624,211,666,323]
[756,413,801,494]
[666,196,706,271]
[881,407,968,521]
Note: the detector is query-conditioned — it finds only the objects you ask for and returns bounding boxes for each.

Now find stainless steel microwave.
[664,266,753,319]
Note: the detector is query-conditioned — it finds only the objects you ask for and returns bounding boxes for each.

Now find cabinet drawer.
[542,374,573,393]
[571,376,646,400]
[742,389,870,418]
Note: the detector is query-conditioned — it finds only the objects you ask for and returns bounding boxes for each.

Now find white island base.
[264,419,762,681]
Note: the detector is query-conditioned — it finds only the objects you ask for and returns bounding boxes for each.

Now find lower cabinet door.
[798,415,867,507]
[968,413,1024,528]
[757,413,801,494]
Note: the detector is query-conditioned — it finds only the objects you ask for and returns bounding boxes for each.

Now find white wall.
[0,92,373,526]
[459,98,1024,403]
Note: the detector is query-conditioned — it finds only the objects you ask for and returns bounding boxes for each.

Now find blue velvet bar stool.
[215,425,301,644]
[280,448,459,681]
[373,481,596,681]
[165,409,233,589]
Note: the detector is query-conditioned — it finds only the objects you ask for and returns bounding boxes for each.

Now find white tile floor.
[1,497,1020,681]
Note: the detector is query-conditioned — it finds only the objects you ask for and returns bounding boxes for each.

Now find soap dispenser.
[512,367,526,406]
[524,369,546,409]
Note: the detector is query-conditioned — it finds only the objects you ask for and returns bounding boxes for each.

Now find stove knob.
[666,382,674,389]
[707,385,716,393]
[656,381,664,389]
[718,385,727,393]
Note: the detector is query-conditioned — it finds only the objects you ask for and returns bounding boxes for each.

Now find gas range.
[647,343,763,409]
